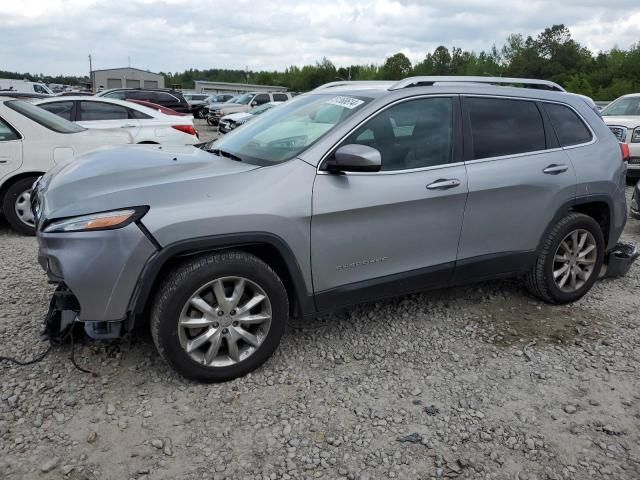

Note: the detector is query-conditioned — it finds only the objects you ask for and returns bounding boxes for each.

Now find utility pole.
[88,54,93,92]
[128,56,131,68]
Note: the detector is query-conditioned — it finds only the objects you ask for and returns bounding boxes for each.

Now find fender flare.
[127,232,315,322]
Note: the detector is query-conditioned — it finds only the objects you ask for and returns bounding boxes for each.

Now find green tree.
[382,53,412,80]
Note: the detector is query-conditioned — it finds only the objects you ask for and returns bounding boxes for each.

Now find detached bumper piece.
[604,242,639,278]
[41,285,79,344]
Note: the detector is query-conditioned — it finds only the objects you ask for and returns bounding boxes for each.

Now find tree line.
[2,25,638,100]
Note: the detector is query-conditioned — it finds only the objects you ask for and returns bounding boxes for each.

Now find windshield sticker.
[325,96,364,109]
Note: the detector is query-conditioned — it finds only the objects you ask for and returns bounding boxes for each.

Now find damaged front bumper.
[37,223,158,340]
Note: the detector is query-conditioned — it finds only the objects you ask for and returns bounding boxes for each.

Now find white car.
[0,97,133,234]
[218,102,282,134]
[35,97,199,146]
[602,94,640,178]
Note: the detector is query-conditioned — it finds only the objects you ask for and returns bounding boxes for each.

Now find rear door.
[311,95,468,310]
[77,100,141,140]
[0,116,23,180]
[455,95,577,281]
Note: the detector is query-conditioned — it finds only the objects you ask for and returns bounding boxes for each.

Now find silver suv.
[33,76,630,382]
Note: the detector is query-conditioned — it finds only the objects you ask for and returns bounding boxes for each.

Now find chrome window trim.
[316,93,458,175]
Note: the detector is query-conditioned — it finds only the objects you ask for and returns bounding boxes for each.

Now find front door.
[311,96,468,311]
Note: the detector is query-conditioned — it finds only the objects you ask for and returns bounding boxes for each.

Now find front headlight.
[43,207,148,233]
[631,127,640,143]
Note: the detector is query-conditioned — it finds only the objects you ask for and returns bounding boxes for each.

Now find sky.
[1,0,639,76]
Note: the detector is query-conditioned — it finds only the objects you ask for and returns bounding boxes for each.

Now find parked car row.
[206,91,294,125]
[218,101,282,134]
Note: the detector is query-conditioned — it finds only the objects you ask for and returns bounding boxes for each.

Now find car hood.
[603,116,640,129]
[36,144,259,220]
[222,112,252,122]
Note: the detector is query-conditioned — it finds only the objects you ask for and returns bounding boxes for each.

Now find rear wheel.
[150,251,288,382]
[525,213,605,304]
[2,176,39,235]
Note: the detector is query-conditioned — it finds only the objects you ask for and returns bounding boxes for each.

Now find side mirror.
[251,101,258,107]
[325,144,381,173]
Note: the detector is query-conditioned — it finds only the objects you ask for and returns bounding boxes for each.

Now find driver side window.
[0,117,20,141]
[344,97,453,171]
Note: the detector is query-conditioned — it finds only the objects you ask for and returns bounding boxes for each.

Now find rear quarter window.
[543,103,593,147]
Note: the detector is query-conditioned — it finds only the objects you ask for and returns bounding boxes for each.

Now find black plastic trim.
[314,262,454,313]
[127,232,314,320]
[453,251,537,284]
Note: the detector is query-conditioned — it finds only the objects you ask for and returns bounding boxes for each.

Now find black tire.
[1,176,38,235]
[150,251,289,382]
[525,213,605,304]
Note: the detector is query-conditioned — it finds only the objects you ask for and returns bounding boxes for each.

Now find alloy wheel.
[177,276,272,367]
[552,229,597,293]
[14,189,35,228]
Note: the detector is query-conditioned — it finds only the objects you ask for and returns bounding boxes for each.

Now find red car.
[127,99,188,116]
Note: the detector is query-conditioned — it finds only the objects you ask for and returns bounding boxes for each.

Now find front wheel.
[2,176,39,235]
[150,251,289,382]
[525,213,605,304]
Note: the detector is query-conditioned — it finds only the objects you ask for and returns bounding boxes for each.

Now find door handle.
[121,124,136,128]
[543,164,569,175]
[426,178,461,190]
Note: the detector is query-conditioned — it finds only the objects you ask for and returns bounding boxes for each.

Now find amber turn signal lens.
[86,213,134,230]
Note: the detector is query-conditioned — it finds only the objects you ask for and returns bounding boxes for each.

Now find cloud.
[0,0,638,76]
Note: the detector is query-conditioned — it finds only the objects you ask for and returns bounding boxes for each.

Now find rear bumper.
[37,223,158,322]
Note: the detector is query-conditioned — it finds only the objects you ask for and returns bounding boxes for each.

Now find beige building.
[92,68,164,91]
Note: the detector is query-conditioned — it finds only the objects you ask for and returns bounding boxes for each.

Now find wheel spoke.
[237,312,271,325]
[554,264,570,278]
[212,280,229,310]
[203,331,223,364]
[575,266,589,280]
[227,336,240,362]
[180,315,215,328]
[232,326,260,347]
[228,279,246,309]
[558,269,571,288]
[576,257,596,265]
[236,294,266,315]
[554,253,569,262]
[570,268,578,289]
[578,232,588,250]
[186,328,216,353]
[189,296,217,317]
[571,231,579,253]
[578,244,596,257]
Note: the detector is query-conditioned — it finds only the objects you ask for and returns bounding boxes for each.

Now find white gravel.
[1,188,639,480]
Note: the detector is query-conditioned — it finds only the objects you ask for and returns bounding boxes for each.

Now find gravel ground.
[195,118,219,143]
[1,189,639,480]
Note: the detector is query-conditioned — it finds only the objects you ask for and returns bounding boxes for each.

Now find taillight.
[620,142,630,162]
[172,125,198,137]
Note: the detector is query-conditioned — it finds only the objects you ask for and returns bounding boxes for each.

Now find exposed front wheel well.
[135,242,306,327]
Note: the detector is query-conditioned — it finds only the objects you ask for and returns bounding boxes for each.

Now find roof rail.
[313,80,395,91]
[388,76,565,92]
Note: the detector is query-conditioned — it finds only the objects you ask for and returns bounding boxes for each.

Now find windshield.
[211,93,372,166]
[234,93,254,105]
[5,100,85,133]
[602,97,640,116]
[249,103,275,115]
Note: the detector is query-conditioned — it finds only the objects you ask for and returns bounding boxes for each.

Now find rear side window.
[130,109,152,119]
[273,93,289,102]
[0,117,20,141]
[39,101,74,121]
[79,101,129,120]
[466,97,546,159]
[544,103,592,147]
[254,94,270,105]
[155,92,178,104]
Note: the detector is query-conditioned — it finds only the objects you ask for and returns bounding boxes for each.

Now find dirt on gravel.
[1,189,639,480]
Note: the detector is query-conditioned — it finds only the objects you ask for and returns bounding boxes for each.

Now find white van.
[0,78,53,95]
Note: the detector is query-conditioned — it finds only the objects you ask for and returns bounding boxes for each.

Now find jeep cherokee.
[33,76,630,382]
